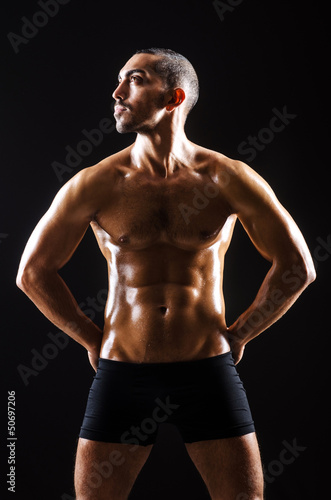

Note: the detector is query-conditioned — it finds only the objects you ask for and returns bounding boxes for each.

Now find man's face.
[112,53,168,134]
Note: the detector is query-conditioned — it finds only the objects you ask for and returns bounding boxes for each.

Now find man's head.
[112,48,199,134]
[135,48,199,115]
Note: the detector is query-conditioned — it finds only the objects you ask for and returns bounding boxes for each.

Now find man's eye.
[130,76,141,83]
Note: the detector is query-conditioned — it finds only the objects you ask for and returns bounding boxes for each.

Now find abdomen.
[101,282,229,362]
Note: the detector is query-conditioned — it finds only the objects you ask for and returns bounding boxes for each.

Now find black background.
[1,0,330,498]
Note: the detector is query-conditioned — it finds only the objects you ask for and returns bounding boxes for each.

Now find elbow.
[275,251,316,297]
[16,264,42,294]
[16,261,57,294]
[284,252,316,292]
[16,265,32,293]
[298,251,317,287]
[16,272,23,291]
[306,262,317,286]
[306,257,317,284]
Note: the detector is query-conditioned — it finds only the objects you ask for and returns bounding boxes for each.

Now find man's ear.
[166,88,186,112]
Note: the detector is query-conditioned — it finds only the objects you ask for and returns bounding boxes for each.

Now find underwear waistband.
[97,350,233,374]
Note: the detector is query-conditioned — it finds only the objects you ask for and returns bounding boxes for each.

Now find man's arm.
[16,169,103,371]
[222,160,316,363]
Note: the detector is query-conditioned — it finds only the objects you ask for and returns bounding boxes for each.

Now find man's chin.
[115,121,135,134]
[115,117,151,135]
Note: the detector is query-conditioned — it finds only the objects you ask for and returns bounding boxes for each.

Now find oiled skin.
[16,52,316,370]
[16,51,316,500]
[92,147,234,362]
[16,144,316,367]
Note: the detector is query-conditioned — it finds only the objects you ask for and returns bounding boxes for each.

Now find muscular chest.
[95,173,231,250]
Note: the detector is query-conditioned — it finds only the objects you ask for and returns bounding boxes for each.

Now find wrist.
[77,321,103,353]
[87,330,103,354]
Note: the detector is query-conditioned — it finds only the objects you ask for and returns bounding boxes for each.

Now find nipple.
[118,234,129,244]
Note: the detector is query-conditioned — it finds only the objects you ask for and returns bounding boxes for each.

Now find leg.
[74,438,153,500]
[185,432,264,500]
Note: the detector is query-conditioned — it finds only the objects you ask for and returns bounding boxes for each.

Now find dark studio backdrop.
[1,0,330,498]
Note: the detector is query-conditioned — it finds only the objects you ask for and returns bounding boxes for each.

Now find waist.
[100,326,230,363]
[98,349,233,374]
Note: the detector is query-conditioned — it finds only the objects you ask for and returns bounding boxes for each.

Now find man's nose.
[112,80,127,101]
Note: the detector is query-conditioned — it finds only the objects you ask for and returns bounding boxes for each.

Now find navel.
[199,230,213,240]
[199,228,220,240]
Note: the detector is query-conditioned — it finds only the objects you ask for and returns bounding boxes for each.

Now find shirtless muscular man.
[17,48,316,499]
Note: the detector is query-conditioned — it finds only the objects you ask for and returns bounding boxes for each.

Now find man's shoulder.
[191,146,270,210]
[72,146,133,186]
[192,144,250,182]
[55,147,133,211]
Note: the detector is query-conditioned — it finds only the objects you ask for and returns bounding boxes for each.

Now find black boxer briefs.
[79,350,255,445]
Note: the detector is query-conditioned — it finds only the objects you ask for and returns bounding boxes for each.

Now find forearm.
[228,259,314,346]
[17,267,103,352]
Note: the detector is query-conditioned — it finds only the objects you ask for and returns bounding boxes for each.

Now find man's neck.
[131,121,192,177]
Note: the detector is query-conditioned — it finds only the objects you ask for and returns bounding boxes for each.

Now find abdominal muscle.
[100,282,230,363]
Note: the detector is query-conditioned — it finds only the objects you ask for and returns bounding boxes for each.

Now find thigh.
[185,432,264,500]
[75,438,153,500]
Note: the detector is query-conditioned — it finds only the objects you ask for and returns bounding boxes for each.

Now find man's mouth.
[114,104,128,115]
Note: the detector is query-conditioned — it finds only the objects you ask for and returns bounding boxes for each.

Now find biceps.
[238,199,307,263]
[225,161,309,264]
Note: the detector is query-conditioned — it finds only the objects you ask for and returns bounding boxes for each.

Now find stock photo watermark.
[237,106,297,162]
[226,259,312,344]
[17,330,70,386]
[60,396,180,498]
[225,226,328,347]
[213,0,245,22]
[178,105,297,225]
[264,438,307,485]
[17,289,108,386]
[234,437,306,499]
[312,233,331,269]
[7,0,71,54]
[84,397,179,490]
[177,166,238,225]
[51,118,115,182]
[178,183,220,225]
[7,391,17,493]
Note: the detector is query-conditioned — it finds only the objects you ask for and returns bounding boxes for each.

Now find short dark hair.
[135,48,199,115]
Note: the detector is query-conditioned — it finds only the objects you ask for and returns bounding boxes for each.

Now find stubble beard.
[114,92,167,135]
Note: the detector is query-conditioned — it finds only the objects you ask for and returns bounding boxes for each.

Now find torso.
[88,145,237,362]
